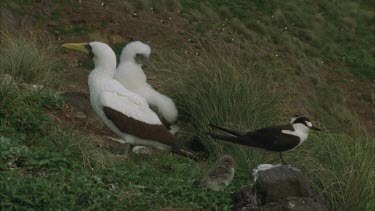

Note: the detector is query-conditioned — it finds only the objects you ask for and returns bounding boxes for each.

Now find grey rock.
[74,111,87,119]
[255,165,315,204]
[232,165,328,211]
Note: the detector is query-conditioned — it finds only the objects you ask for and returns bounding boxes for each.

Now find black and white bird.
[114,41,179,133]
[61,42,200,160]
[207,117,322,164]
[200,155,235,191]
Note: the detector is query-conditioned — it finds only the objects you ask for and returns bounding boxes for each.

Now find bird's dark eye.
[85,44,94,58]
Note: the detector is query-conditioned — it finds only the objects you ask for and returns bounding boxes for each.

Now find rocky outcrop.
[232,164,328,211]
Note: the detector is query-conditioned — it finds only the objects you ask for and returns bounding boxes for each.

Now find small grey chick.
[200,155,235,191]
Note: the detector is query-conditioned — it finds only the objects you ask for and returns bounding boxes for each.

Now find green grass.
[290,132,375,211]
[179,0,375,79]
[0,88,245,210]
[1,0,374,210]
[148,39,375,210]
[0,30,61,85]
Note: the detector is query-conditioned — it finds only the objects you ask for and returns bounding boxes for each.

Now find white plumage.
[61,42,199,160]
[114,41,179,126]
[85,42,170,150]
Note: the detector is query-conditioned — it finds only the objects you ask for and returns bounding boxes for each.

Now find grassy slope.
[1,0,374,210]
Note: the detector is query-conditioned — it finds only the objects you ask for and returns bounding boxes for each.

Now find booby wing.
[100,88,178,147]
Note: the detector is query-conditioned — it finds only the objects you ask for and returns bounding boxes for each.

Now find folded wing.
[100,90,178,146]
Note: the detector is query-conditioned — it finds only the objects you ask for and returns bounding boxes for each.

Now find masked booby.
[61,42,199,160]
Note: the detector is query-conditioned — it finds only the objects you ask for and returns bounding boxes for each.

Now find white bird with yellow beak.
[61,42,199,160]
[114,41,179,133]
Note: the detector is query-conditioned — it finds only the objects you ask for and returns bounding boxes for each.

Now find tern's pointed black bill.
[311,126,323,132]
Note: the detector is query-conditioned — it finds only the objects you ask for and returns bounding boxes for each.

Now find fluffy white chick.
[114,41,178,131]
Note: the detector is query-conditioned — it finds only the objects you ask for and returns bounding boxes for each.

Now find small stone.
[19,83,44,91]
[74,111,87,119]
[133,146,153,155]
[30,84,44,90]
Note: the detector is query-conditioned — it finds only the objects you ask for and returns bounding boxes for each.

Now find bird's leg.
[280,152,286,165]
[106,136,134,158]
[127,145,134,157]
[106,136,126,144]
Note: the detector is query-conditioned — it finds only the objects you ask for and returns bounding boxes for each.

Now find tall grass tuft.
[147,40,374,210]
[0,30,60,85]
[149,41,291,169]
[291,132,375,210]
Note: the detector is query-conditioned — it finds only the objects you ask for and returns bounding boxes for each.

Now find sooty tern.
[207,117,322,164]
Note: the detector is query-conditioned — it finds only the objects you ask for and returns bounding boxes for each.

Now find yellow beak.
[61,43,90,55]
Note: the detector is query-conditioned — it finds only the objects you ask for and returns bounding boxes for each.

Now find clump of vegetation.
[149,40,375,210]
[291,132,375,211]
[0,30,61,85]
